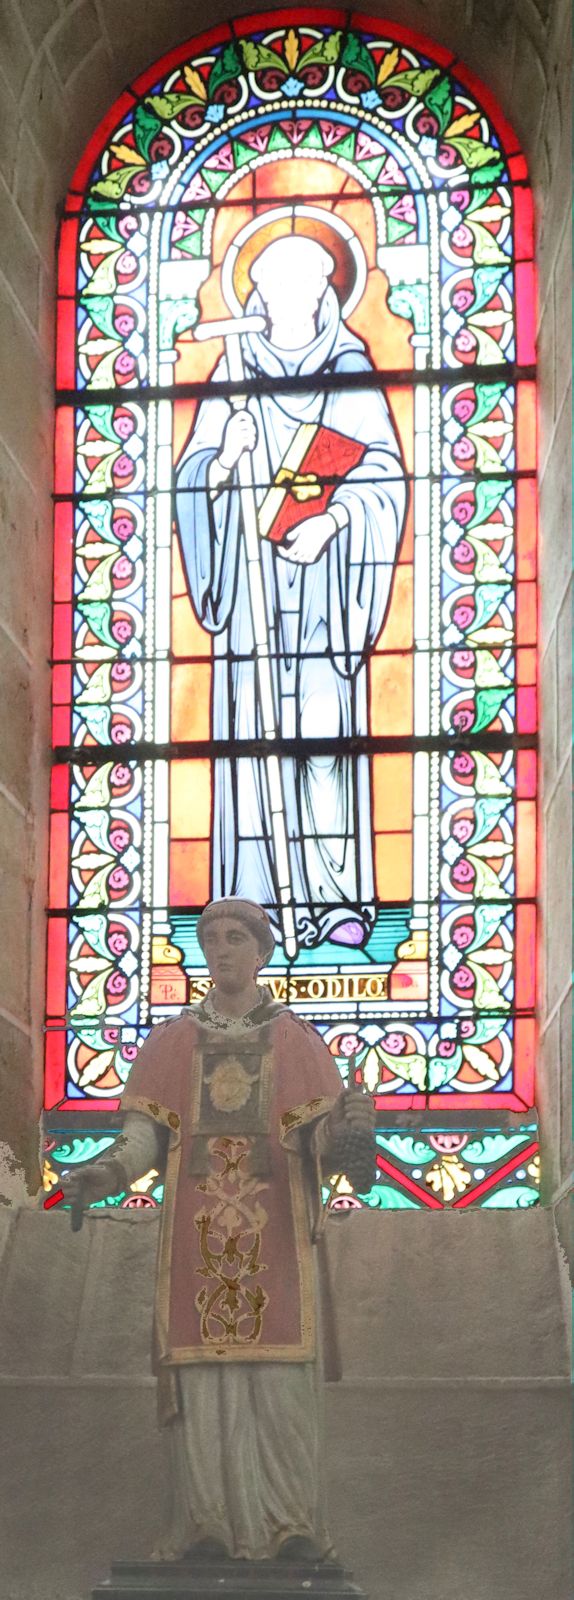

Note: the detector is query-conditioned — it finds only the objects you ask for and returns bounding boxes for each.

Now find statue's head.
[250,235,335,339]
[197,897,275,991]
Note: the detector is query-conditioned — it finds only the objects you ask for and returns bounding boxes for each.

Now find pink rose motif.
[451,649,475,673]
[453,600,475,629]
[112,511,135,542]
[451,752,475,781]
[453,394,476,424]
[111,721,131,745]
[451,224,473,251]
[116,250,138,279]
[118,216,137,241]
[438,143,458,168]
[115,352,136,381]
[112,556,134,585]
[339,1034,361,1057]
[108,865,130,893]
[106,971,128,999]
[451,189,470,211]
[454,329,478,361]
[451,815,474,844]
[103,1026,120,1044]
[111,618,134,645]
[109,825,130,854]
[453,540,475,570]
[111,764,131,788]
[436,1039,456,1058]
[112,455,134,486]
[114,308,136,337]
[451,859,476,890]
[452,286,474,314]
[452,705,474,734]
[453,964,475,994]
[383,1031,407,1055]
[452,495,475,527]
[452,922,474,950]
[108,930,129,957]
[459,1019,475,1038]
[129,172,152,197]
[113,410,136,441]
[121,1043,138,1062]
[111,661,133,689]
[452,438,475,466]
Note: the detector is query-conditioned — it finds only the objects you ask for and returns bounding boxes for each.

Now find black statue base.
[92,1555,368,1600]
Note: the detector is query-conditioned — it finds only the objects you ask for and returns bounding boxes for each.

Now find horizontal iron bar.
[51,731,538,765]
[56,362,536,408]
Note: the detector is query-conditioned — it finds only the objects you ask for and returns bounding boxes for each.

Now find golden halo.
[221,205,367,319]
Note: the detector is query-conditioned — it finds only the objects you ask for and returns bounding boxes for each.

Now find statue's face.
[202,915,262,993]
[251,236,333,339]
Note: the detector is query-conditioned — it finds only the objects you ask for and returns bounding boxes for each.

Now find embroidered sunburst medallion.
[208,1056,254,1114]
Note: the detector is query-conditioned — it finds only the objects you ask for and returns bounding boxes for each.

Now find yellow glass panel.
[169,840,210,906]
[171,663,211,741]
[370,652,413,735]
[171,759,211,839]
[372,754,413,832]
[375,833,412,901]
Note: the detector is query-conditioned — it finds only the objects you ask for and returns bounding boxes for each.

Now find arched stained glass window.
[45,10,540,1211]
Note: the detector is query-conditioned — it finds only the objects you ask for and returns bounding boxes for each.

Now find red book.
[258,422,366,543]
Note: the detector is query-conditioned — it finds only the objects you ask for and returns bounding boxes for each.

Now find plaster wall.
[0,0,570,1200]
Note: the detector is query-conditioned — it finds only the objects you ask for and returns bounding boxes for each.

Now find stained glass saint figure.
[176,213,407,953]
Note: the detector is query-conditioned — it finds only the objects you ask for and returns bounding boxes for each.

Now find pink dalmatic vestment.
[122,1006,341,1378]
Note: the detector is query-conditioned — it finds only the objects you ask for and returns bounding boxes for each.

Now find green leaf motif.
[467,220,508,267]
[299,32,342,69]
[470,799,508,849]
[80,295,118,341]
[76,912,113,960]
[75,763,112,810]
[341,32,376,84]
[466,162,505,211]
[468,478,509,529]
[363,1185,420,1210]
[472,686,509,733]
[69,968,112,1021]
[146,93,203,120]
[428,1047,462,1091]
[472,750,511,799]
[425,75,453,133]
[376,1135,433,1165]
[77,862,113,910]
[472,381,508,425]
[481,1187,538,1208]
[77,600,115,647]
[91,168,138,203]
[472,269,506,316]
[468,962,509,1011]
[241,40,287,74]
[387,67,439,97]
[208,40,243,96]
[134,102,162,160]
[79,500,115,542]
[78,552,117,604]
[448,134,497,171]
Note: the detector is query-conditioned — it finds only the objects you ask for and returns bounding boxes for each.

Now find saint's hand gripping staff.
[194,315,298,960]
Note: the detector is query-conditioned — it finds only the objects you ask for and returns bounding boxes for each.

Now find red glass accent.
[452,1139,539,1207]
[513,1018,536,1106]
[452,62,521,155]
[516,749,537,799]
[429,1093,529,1110]
[516,799,537,897]
[516,580,537,645]
[56,300,76,389]
[53,502,74,603]
[50,765,70,809]
[52,705,72,745]
[515,262,536,364]
[515,903,537,1009]
[508,155,529,181]
[513,185,534,262]
[46,918,68,1012]
[48,815,70,909]
[516,479,537,580]
[52,602,73,662]
[516,381,536,470]
[375,1150,444,1207]
[44,1029,66,1110]
[52,663,72,707]
[517,687,537,733]
[374,1092,425,1111]
[54,1097,122,1111]
[54,410,75,495]
[57,220,80,297]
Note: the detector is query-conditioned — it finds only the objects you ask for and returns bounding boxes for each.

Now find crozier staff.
[63,896,375,1564]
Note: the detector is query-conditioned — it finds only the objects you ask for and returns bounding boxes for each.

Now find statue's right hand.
[61,1161,122,1208]
[218,409,257,472]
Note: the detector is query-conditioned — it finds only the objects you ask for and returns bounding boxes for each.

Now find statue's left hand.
[276,511,338,565]
[327,1087,376,1141]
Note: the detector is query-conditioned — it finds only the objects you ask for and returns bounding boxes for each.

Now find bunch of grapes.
[332,1127,376,1196]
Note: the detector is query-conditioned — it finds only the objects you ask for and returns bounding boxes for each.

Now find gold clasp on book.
[275,467,322,502]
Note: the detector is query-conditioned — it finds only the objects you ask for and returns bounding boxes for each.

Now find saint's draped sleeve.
[175,359,242,632]
[323,351,407,678]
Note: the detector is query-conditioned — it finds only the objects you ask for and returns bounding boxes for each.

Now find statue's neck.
[208,982,262,1021]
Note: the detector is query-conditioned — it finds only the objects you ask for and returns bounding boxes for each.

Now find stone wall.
[0,1206,570,1600]
[0,0,571,1196]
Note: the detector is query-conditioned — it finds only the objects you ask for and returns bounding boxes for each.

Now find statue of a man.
[63,897,375,1563]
